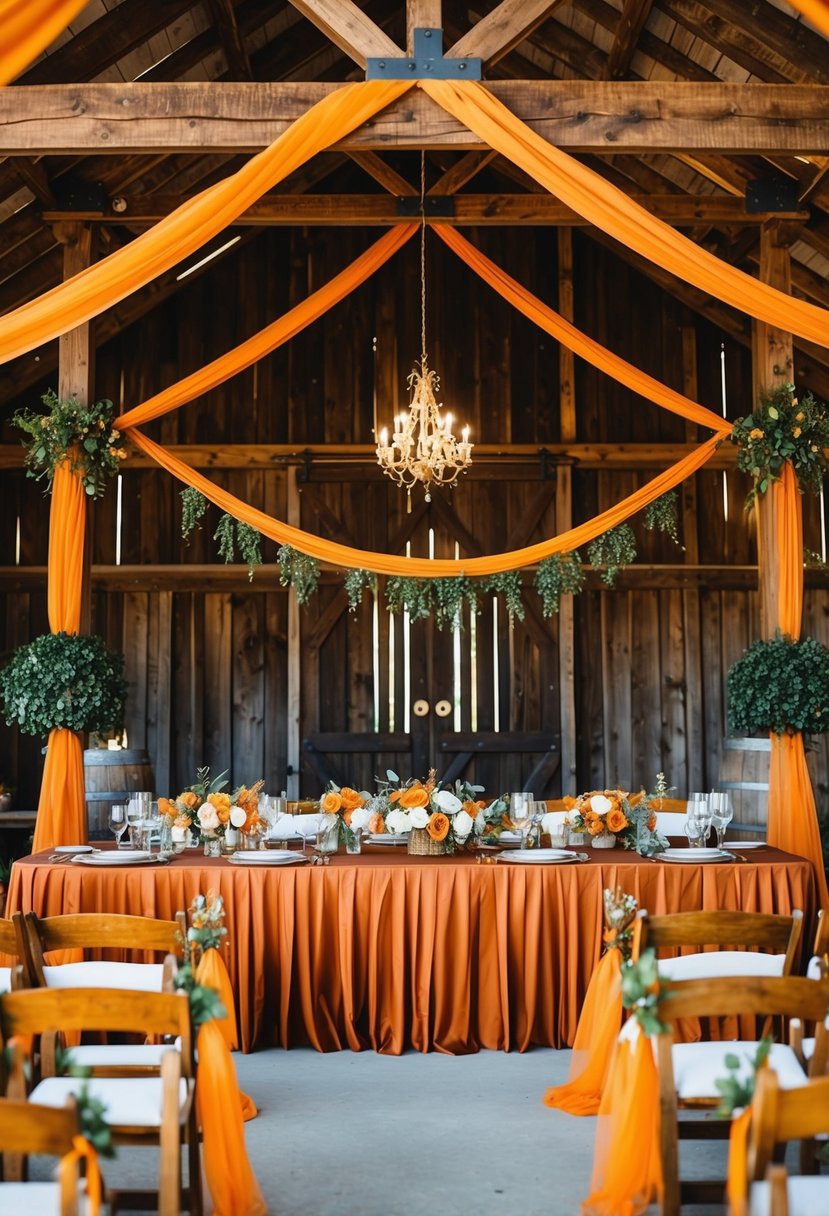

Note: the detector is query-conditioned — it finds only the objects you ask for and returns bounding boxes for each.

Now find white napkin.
[269,812,327,840]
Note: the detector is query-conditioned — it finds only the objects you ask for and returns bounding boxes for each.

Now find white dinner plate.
[227,853,309,866]
[72,851,163,866]
[722,841,768,850]
[661,850,734,865]
[499,849,580,865]
[367,834,408,845]
[54,844,94,854]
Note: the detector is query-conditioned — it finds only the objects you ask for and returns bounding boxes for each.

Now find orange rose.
[606,807,629,833]
[321,791,343,814]
[339,787,364,811]
[399,786,429,809]
[427,812,449,842]
[216,805,230,824]
[158,797,174,816]
[174,814,192,829]
[368,812,385,835]
[647,813,657,831]
[343,809,353,826]
[562,795,578,810]
[586,818,604,836]
[389,789,403,803]
[208,792,231,811]
[180,791,199,809]
[628,792,643,807]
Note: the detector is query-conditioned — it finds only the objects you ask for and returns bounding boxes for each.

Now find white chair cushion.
[655,812,689,834]
[800,1037,816,1061]
[659,952,786,981]
[0,1182,79,1215]
[750,1176,829,1216]
[806,955,824,981]
[30,1075,187,1127]
[43,961,165,991]
[0,965,11,992]
[672,1042,807,1100]
[68,1043,172,1068]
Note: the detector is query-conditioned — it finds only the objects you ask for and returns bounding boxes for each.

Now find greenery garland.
[13,390,127,498]
[534,552,584,616]
[483,571,525,623]
[345,569,378,613]
[180,486,208,539]
[731,382,829,504]
[432,577,478,632]
[386,576,433,622]
[277,545,320,605]
[0,631,126,739]
[714,1037,772,1119]
[620,948,671,1036]
[643,489,682,548]
[588,524,637,588]
[728,632,829,736]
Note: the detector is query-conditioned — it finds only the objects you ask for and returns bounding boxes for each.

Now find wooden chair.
[0,1095,90,1215]
[0,985,201,1216]
[0,913,27,992]
[654,974,829,1216]
[732,1068,829,1216]
[790,909,829,1068]
[22,910,186,991]
[632,909,804,980]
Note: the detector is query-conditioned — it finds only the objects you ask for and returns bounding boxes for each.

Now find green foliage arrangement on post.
[728,632,829,737]
[13,390,127,498]
[731,383,829,504]
[0,632,127,738]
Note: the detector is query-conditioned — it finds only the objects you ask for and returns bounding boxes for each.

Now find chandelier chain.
[420,150,426,366]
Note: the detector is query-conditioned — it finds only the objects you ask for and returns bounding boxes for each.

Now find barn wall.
[1,226,827,813]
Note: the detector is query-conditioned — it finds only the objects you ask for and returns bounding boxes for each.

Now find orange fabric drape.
[421,80,829,349]
[435,226,727,434]
[0,80,412,364]
[0,0,89,86]
[62,1135,103,1216]
[582,1027,662,1216]
[759,463,829,909]
[116,225,417,430]
[787,0,829,38]
[125,425,727,577]
[33,461,88,853]
[726,1106,752,1216]
[196,1018,266,1216]
[544,948,622,1115]
[194,948,239,1052]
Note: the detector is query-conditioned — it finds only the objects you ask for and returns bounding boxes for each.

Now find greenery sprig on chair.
[728,631,829,736]
[731,382,829,504]
[0,631,126,738]
[620,948,671,1035]
[13,390,127,498]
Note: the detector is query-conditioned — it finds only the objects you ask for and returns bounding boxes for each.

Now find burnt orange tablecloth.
[5,845,817,1054]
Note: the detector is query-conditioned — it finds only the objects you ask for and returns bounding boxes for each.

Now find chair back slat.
[24,911,186,988]
[0,1095,79,1155]
[634,909,803,977]
[658,974,829,1022]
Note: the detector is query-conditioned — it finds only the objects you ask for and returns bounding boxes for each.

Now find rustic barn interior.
[1,0,829,822]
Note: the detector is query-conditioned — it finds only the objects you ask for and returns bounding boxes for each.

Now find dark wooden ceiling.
[1,0,829,407]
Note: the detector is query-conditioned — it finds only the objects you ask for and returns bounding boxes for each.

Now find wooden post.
[556,228,577,792]
[680,322,703,793]
[407,1,442,52]
[753,222,794,640]
[286,466,301,799]
[54,221,95,637]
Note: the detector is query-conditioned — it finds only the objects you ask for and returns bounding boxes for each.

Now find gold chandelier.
[376,157,473,505]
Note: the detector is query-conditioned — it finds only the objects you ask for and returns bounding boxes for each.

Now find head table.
[4,843,817,1055]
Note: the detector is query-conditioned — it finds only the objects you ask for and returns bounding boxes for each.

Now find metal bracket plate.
[366,28,482,81]
[396,195,455,218]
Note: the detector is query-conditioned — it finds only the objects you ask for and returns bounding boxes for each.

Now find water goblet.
[510,792,533,848]
[126,795,146,849]
[710,792,733,850]
[109,803,128,849]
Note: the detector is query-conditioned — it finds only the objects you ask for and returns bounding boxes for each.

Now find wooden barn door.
[297,472,561,799]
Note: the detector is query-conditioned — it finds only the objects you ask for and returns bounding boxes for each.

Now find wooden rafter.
[604,0,654,80]
[285,0,402,69]
[448,1,564,68]
[3,82,829,154]
[407,1,442,53]
[38,193,810,226]
[205,0,253,81]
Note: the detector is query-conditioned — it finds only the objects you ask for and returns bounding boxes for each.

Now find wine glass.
[126,795,146,849]
[684,798,705,849]
[510,792,533,849]
[710,792,733,850]
[109,803,128,849]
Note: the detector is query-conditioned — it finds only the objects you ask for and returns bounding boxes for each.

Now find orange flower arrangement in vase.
[570,781,667,856]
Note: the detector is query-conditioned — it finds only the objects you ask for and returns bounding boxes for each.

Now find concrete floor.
[30,1046,733,1215]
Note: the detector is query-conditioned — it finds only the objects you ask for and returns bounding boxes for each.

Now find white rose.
[171,825,187,842]
[409,806,430,829]
[475,811,486,833]
[590,794,613,816]
[434,789,462,815]
[386,808,412,834]
[542,812,561,836]
[349,806,372,832]
[229,805,247,828]
[453,809,474,841]
[198,805,220,832]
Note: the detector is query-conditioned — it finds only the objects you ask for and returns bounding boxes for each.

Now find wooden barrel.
[83,748,155,840]
[718,737,770,835]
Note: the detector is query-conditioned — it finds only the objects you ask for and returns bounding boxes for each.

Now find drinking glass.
[126,795,146,849]
[710,792,733,850]
[109,803,128,848]
[684,797,705,848]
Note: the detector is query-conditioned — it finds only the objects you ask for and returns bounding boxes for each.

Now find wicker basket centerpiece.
[407,826,448,856]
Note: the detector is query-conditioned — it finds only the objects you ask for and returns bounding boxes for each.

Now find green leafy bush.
[728,632,829,736]
[0,632,127,738]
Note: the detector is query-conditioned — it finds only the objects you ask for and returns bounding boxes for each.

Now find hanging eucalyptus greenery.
[386,577,433,621]
[212,514,262,582]
[431,577,477,632]
[534,552,584,617]
[344,569,378,613]
[277,545,321,605]
[588,525,637,588]
[180,487,208,540]
[643,490,682,548]
[482,572,525,624]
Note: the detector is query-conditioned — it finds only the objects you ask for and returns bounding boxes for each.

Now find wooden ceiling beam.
[284,0,402,69]
[3,81,829,154]
[205,0,254,81]
[570,0,718,82]
[348,151,417,195]
[407,2,442,53]
[448,1,564,68]
[38,192,810,227]
[604,0,655,80]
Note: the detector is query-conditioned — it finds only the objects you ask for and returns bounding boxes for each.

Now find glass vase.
[315,821,340,854]
[203,836,221,858]
[591,831,617,850]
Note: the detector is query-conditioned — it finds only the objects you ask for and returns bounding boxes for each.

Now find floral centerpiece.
[568,776,669,857]
[159,767,266,854]
[371,769,504,855]
[318,784,376,848]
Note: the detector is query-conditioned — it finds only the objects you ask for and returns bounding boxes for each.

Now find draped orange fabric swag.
[196,1018,266,1216]
[62,1135,103,1216]
[33,461,88,853]
[726,1106,752,1216]
[421,80,829,349]
[194,948,239,1051]
[0,80,412,364]
[544,949,623,1116]
[787,0,829,38]
[0,0,89,86]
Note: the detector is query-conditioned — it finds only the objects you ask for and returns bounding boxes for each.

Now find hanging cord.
[420,150,427,368]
